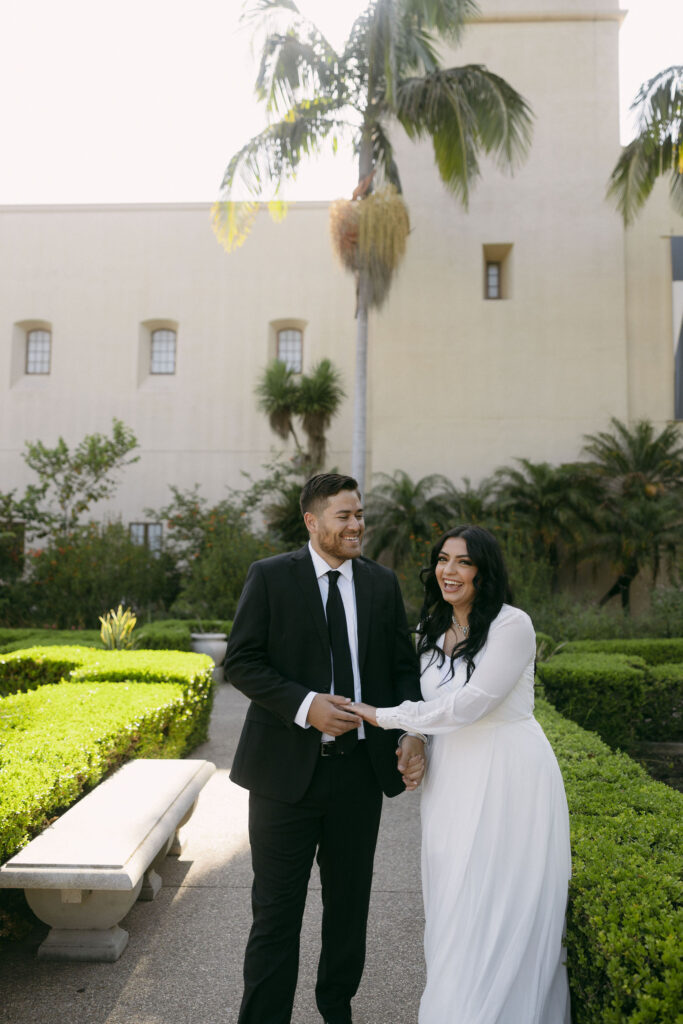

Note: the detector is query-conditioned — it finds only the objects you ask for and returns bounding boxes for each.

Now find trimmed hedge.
[136,619,232,650]
[535,697,682,1023]
[0,628,102,654]
[0,620,233,656]
[561,638,683,666]
[0,647,215,864]
[536,653,649,748]
[537,649,683,747]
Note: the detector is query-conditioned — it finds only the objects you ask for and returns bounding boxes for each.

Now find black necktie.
[326,570,358,751]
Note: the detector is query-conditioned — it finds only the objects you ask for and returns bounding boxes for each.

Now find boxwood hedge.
[0,646,215,864]
[535,697,682,1023]
[536,638,683,748]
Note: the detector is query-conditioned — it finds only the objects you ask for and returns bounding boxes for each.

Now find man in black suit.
[226,472,424,1024]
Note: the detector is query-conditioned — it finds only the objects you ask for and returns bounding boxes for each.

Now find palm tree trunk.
[352,270,369,490]
[351,133,374,491]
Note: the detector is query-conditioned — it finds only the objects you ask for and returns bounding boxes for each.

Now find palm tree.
[214,0,533,488]
[255,357,345,470]
[494,459,596,591]
[581,418,683,610]
[364,469,455,564]
[607,65,683,225]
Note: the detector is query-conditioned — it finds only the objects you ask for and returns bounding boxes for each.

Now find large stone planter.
[190,632,228,683]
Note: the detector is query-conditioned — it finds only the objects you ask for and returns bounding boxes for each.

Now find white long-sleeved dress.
[378,605,571,1024]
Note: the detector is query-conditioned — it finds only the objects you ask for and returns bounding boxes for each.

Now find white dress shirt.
[294,541,365,739]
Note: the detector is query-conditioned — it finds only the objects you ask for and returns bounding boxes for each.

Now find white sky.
[1,0,681,205]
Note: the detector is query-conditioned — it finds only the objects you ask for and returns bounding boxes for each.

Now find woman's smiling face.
[434,536,478,617]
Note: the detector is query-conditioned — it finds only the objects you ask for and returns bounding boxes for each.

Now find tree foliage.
[607,65,683,225]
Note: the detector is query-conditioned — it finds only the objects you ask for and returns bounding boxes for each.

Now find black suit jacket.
[226,546,421,802]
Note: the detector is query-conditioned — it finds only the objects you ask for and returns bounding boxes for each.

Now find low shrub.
[562,637,683,665]
[0,681,192,863]
[0,645,97,698]
[136,618,232,650]
[537,645,683,746]
[535,698,682,1024]
[536,653,647,748]
[0,628,102,655]
[0,647,215,865]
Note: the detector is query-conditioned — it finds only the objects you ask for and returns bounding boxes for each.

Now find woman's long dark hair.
[416,525,513,682]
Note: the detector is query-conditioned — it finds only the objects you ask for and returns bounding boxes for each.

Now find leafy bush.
[562,638,683,665]
[536,653,648,748]
[535,698,682,1024]
[136,619,233,650]
[0,628,102,654]
[0,645,98,697]
[1,682,190,863]
[537,645,683,746]
[3,522,179,628]
[0,647,215,865]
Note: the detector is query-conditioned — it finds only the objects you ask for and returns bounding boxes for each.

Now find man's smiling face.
[305,489,364,567]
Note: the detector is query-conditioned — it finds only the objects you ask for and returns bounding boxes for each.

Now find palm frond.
[213,98,350,249]
[397,0,480,53]
[396,65,532,205]
[607,65,683,224]
[255,31,341,115]
[254,360,300,442]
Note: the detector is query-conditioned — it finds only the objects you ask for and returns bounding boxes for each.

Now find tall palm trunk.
[351,132,374,491]
[352,272,370,489]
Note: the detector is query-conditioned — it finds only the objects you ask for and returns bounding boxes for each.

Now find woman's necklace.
[452,615,470,638]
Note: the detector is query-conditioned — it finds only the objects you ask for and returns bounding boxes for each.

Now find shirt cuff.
[295,690,317,729]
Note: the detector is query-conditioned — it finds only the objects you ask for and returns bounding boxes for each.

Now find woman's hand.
[349,701,378,726]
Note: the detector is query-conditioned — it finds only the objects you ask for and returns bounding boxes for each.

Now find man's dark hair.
[300,473,360,515]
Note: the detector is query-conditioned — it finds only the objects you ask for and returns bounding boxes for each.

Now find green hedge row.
[561,638,683,665]
[535,697,682,1023]
[0,647,215,864]
[1,682,184,862]
[0,646,216,940]
[0,620,233,655]
[536,638,683,747]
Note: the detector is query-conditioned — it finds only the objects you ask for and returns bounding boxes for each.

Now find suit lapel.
[352,557,373,676]
[290,546,330,658]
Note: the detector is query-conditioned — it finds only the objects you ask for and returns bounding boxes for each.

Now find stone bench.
[0,758,216,962]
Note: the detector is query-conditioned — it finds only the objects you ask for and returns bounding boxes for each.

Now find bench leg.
[139,835,174,901]
[169,799,198,856]
[25,880,143,962]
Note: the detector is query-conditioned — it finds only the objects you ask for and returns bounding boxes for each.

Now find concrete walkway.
[0,684,426,1024]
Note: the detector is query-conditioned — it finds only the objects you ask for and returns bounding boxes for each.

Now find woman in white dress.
[352,525,571,1024]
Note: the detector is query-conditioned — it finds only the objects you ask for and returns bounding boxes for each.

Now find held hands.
[307,693,362,735]
[350,703,426,790]
[397,734,426,791]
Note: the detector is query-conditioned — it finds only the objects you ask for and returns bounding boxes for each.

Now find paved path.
[0,684,426,1024]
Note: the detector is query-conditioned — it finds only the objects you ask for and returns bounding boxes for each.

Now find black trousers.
[237,742,384,1024]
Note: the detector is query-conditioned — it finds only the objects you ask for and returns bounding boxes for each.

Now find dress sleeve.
[375,608,535,735]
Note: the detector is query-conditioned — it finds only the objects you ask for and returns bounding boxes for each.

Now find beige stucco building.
[2,0,682,537]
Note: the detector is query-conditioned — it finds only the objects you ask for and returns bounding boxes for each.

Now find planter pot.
[190,633,228,684]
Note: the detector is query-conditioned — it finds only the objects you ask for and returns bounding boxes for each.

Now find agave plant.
[99,604,137,650]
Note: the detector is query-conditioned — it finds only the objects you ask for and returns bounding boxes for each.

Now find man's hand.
[397,735,425,790]
[307,693,362,735]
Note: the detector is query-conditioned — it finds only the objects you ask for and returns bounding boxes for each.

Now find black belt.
[320,739,363,757]
[320,741,345,757]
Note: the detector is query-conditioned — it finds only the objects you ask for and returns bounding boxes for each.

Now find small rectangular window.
[130,522,163,554]
[486,262,501,300]
[277,328,303,373]
[26,329,51,374]
[150,329,176,374]
[483,244,512,300]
